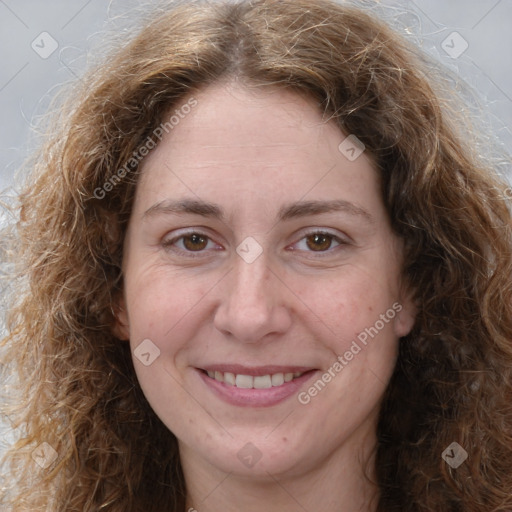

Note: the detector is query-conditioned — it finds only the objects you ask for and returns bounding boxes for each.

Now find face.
[116,81,416,480]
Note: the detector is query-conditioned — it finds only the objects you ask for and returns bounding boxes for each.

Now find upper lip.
[199,364,317,376]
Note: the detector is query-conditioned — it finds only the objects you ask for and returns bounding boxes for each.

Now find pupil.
[185,234,206,250]
[308,234,330,251]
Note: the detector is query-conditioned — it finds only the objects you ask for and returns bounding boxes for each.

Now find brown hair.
[1,0,511,510]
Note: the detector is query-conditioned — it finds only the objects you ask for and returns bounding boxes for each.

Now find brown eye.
[162,231,218,258]
[305,233,335,251]
[182,233,209,251]
[291,230,349,256]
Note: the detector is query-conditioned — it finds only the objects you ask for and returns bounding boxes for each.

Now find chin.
[190,431,319,479]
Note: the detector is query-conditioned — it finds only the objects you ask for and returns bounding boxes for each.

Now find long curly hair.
[1,0,511,510]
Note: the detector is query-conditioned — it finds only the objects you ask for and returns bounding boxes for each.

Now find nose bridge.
[230,253,273,315]
[213,250,291,342]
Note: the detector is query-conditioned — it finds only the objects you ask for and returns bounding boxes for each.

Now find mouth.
[201,369,309,389]
[195,365,319,407]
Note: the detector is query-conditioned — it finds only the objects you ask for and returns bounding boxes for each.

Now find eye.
[291,230,349,255]
[162,230,221,258]
[162,228,349,259]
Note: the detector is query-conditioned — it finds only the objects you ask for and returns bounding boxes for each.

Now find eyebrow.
[143,198,374,224]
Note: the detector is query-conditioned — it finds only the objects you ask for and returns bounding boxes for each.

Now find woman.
[1,0,511,510]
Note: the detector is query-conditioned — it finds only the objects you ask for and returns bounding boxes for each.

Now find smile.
[196,365,319,407]
[205,370,306,389]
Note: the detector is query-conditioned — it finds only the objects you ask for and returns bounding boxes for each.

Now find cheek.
[295,263,399,343]
[293,262,402,394]
[125,265,211,341]
[124,267,211,428]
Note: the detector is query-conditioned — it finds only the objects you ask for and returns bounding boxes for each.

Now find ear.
[112,291,130,341]
[393,283,418,338]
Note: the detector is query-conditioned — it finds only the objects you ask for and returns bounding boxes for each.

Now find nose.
[213,252,292,344]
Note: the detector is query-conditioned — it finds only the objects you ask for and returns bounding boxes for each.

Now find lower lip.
[196,369,319,407]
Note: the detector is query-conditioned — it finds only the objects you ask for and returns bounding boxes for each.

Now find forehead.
[133,81,381,222]
[145,82,340,167]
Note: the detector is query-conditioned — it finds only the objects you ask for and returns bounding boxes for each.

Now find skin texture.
[116,80,417,512]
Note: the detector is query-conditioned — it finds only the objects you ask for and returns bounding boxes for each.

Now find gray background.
[0,0,511,459]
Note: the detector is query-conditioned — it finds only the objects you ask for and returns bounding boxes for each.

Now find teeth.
[235,374,253,388]
[224,372,235,386]
[271,373,284,386]
[206,370,306,388]
[253,375,272,389]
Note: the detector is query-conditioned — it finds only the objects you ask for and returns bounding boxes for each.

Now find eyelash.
[161,229,349,259]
